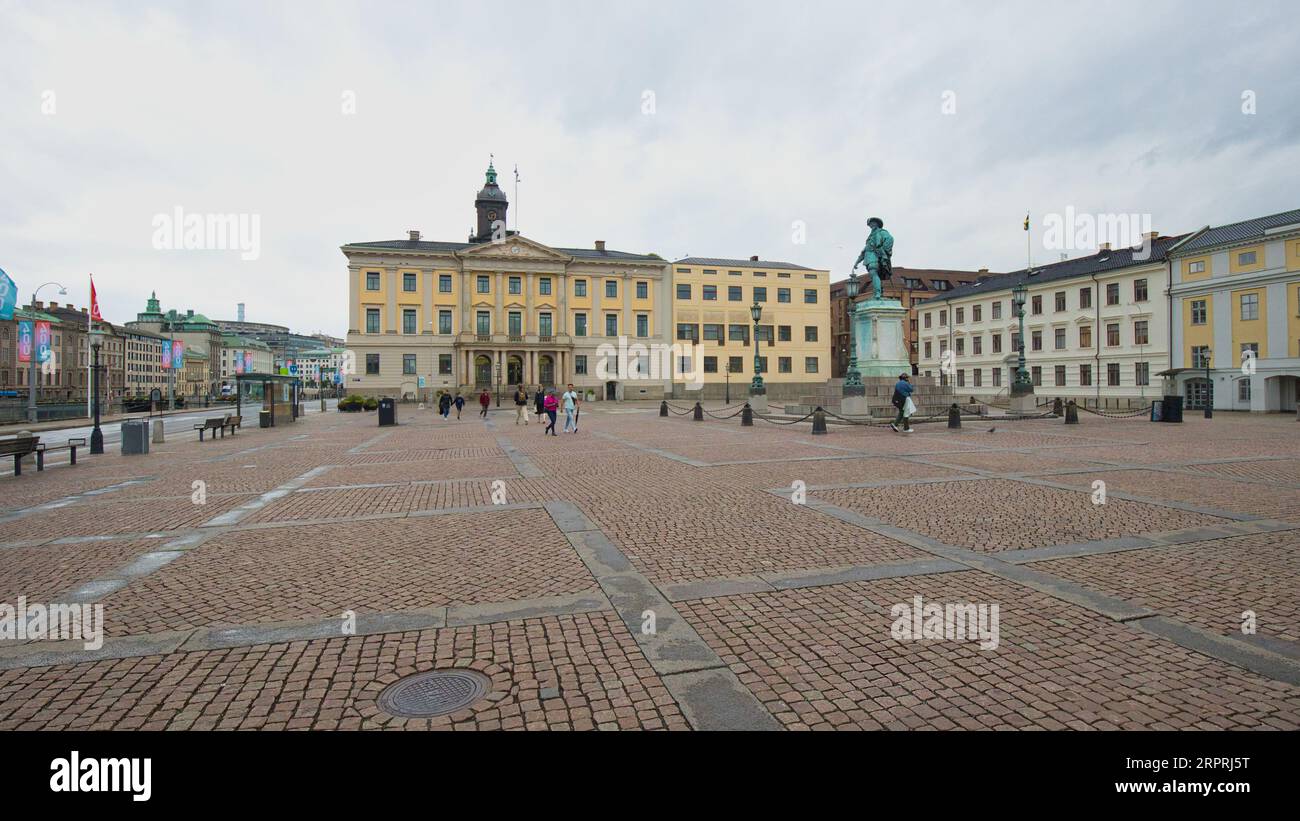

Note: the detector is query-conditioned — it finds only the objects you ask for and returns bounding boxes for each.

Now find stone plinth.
[852,298,911,378]
[748,393,768,413]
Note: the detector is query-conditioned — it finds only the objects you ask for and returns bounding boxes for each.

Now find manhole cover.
[377,670,491,718]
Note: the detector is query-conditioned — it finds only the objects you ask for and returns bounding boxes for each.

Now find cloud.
[1,0,1297,335]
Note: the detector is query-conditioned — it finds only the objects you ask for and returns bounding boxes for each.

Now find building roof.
[1174,207,1300,253]
[343,238,664,262]
[832,267,995,296]
[917,234,1188,305]
[672,257,818,271]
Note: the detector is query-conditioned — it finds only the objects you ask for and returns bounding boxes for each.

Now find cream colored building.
[1168,207,1300,412]
[916,234,1177,405]
[670,257,830,399]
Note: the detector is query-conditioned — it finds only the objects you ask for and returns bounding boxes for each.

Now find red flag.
[90,275,102,321]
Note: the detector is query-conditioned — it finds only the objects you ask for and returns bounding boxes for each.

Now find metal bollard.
[811,406,827,435]
[152,419,165,444]
[1052,397,1063,416]
[660,400,669,417]
[1065,400,1079,424]
[948,403,961,429]
[742,403,753,426]
[693,402,703,421]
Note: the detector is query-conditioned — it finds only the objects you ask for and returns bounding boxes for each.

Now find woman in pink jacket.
[542,390,559,436]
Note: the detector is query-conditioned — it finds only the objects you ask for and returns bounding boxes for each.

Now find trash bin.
[1150,400,1163,422]
[120,420,150,455]
[259,409,272,428]
[1162,394,1183,423]
[378,397,396,426]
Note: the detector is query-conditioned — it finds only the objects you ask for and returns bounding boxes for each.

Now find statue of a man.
[851,217,894,300]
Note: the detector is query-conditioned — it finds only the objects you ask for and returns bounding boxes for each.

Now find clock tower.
[470,157,509,243]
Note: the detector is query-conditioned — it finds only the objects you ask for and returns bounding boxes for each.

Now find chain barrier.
[751,409,817,426]
[1076,403,1154,419]
[702,406,747,420]
[662,403,695,416]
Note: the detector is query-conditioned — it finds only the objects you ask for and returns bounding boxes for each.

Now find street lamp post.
[90,332,104,454]
[1203,348,1213,419]
[749,301,764,394]
[724,360,731,405]
[843,273,864,395]
[26,282,68,422]
[1010,280,1033,397]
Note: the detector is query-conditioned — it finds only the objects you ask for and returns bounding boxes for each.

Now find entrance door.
[474,355,492,387]
[507,355,524,386]
[606,381,617,400]
[1184,377,1209,409]
[539,355,554,387]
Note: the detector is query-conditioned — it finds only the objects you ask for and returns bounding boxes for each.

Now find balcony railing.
[476,334,490,342]
[539,335,554,343]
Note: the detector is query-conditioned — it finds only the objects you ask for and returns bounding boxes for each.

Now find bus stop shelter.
[235,373,303,427]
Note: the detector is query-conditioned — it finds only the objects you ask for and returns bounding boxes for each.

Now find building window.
[437,354,452,375]
[804,289,818,304]
[778,357,792,373]
[575,279,587,297]
[778,325,791,342]
[1188,260,1205,274]
[956,338,965,356]
[365,353,379,375]
[973,368,982,387]
[539,313,553,337]
[477,275,490,294]
[992,302,1002,320]
[403,354,416,375]
[438,310,452,335]
[1031,295,1042,315]
[1240,293,1259,321]
[574,313,587,337]
[575,355,588,375]
[508,312,522,337]
[956,369,965,387]
[1106,323,1120,346]
[1133,279,1148,302]
[402,309,417,335]
[703,284,717,301]
[1031,366,1041,386]
[403,273,417,292]
[729,325,748,342]
[728,285,742,301]
[540,278,552,296]
[924,341,932,358]
[728,356,743,373]
[636,281,648,299]
[439,274,452,293]
[703,356,718,373]
[1079,326,1092,348]
[1134,320,1149,346]
[1238,250,1257,266]
[366,272,380,290]
[778,288,791,303]
[476,312,490,336]
[805,326,818,342]
[1106,283,1120,306]
[677,283,692,300]
[939,310,947,327]
[992,334,1002,354]
[366,309,380,334]
[605,280,617,298]
[972,336,982,355]
[973,305,982,323]
[754,286,767,302]
[1080,364,1092,386]
[805,357,819,373]
[605,314,618,336]
[1136,362,1149,386]
[1054,365,1066,386]
[1055,292,1066,312]
[924,312,932,329]
[1191,299,1208,325]
[1191,345,1211,369]
[956,307,965,324]
[636,314,648,338]
[1107,362,1120,386]
[1239,378,1252,402]
[1054,327,1066,349]
[703,323,723,341]
[1079,287,1092,309]
[509,276,522,295]
[992,367,1002,387]
[1031,330,1042,351]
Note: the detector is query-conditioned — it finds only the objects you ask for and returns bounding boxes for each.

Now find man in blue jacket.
[890,373,914,433]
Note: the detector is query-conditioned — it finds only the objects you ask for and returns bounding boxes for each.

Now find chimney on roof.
[33,300,43,310]
[187,309,194,318]
[49,301,58,309]
[408,230,421,241]
[750,255,759,262]
[1098,243,1111,253]
[81,307,88,314]
[978,268,988,273]
[595,240,606,252]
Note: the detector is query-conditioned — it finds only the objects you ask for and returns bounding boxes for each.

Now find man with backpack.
[890,373,914,433]
[513,384,529,425]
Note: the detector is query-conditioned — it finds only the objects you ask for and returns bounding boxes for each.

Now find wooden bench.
[0,436,40,476]
[194,416,230,441]
[34,437,87,471]
[223,415,242,436]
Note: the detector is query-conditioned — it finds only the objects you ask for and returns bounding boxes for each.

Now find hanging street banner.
[0,267,17,321]
[17,320,33,362]
[243,351,253,373]
[161,340,172,369]
[35,321,52,364]
[172,340,185,370]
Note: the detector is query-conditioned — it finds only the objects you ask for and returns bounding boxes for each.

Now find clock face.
[487,210,497,221]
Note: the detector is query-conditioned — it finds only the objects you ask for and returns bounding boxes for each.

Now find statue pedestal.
[747,393,768,413]
[1009,394,1037,415]
[840,395,871,417]
[852,299,911,378]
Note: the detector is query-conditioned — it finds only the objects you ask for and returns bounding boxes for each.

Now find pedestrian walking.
[438,391,451,419]
[453,392,465,420]
[513,384,529,425]
[890,373,915,433]
[478,389,490,418]
[543,389,559,435]
[562,383,579,433]
[534,385,546,426]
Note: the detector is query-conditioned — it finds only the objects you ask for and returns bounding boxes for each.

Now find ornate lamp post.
[26,281,67,422]
[90,329,105,454]
[1203,347,1213,419]
[724,360,731,405]
[749,301,764,394]
[1010,280,1033,396]
[843,273,864,395]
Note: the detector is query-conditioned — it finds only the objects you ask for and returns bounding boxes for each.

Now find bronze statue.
[851,216,894,300]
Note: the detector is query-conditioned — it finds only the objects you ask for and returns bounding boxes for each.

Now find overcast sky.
[3,0,1298,338]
